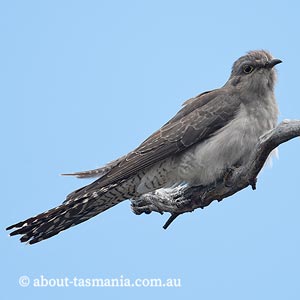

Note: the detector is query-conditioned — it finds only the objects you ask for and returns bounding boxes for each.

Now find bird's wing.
[62,90,218,179]
[66,88,241,201]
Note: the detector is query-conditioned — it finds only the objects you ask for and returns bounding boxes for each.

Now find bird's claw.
[249,177,257,190]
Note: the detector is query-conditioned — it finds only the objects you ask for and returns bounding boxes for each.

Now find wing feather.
[66,88,240,201]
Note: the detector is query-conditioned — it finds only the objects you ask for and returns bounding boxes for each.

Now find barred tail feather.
[6,193,124,245]
[7,175,141,244]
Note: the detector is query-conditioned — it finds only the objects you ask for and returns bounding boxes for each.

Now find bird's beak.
[266,58,282,68]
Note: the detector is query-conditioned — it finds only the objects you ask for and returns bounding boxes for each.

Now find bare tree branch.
[131,119,300,229]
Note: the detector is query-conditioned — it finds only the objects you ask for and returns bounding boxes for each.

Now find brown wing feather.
[66,88,240,201]
[62,91,218,180]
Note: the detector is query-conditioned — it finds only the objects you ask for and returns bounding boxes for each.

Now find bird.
[7,50,281,244]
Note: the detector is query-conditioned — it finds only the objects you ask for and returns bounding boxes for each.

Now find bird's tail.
[6,177,139,244]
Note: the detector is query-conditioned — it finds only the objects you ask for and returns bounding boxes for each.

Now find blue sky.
[1,0,300,299]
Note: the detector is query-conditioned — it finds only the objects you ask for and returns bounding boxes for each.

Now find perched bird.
[7,50,281,244]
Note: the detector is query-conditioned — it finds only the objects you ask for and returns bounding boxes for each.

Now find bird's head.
[227,50,282,95]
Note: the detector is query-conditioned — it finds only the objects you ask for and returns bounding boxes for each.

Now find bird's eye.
[243,65,254,74]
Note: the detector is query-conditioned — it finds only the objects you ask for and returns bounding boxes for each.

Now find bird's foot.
[131,183,220,229]
[223,165,257,190]
[131,184,211,215]
[131,186,187,215]
[131,193,165,215]
[249,177,257,190]
[223,165,241,187]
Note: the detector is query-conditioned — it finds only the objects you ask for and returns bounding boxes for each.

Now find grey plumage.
[7,50,281,244]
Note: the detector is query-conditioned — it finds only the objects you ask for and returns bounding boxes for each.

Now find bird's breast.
[177,99,278,186]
